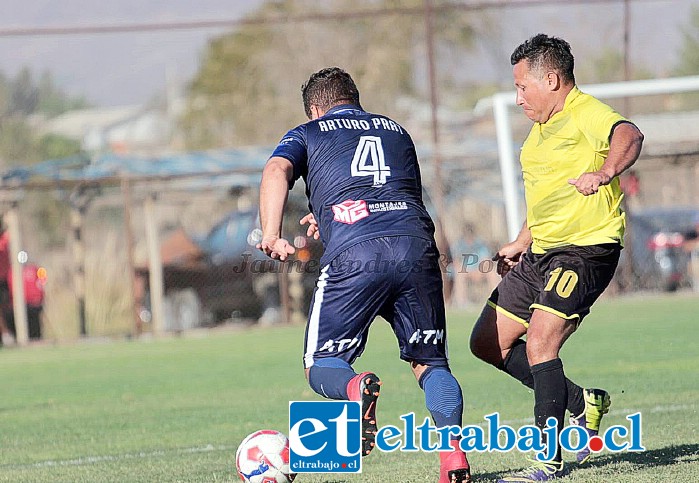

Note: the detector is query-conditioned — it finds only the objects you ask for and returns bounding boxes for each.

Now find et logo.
[288,401,362,473]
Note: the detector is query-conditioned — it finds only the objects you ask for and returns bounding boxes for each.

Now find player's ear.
[310,105,323,120]
[546,71,561,91]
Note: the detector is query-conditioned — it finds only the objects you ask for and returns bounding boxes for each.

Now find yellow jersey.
[520,86,627,253]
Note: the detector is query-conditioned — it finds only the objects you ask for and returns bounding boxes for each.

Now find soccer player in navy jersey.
[258,67,471,483]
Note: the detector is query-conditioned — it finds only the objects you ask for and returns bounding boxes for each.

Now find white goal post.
[491,75,699,241]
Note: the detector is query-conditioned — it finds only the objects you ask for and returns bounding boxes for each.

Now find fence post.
[5,204,29,346]
[121,177,142,337]
[69,185,98,337]
[144,193,164,336]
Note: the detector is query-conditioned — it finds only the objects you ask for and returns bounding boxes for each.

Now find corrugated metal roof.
[0,147,272,188]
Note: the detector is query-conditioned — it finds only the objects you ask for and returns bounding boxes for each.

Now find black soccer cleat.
[359,372,381,457]
[448,467,472,483]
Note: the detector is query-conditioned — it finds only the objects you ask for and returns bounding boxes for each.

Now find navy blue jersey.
[271,105,435,265]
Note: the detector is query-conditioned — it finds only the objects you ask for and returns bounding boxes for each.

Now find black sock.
[531,358,567,463]
[500,339,584,416]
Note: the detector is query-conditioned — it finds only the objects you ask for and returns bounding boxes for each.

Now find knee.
[469,329,486,359]
[525,334,556,365]
[469,323,499,364]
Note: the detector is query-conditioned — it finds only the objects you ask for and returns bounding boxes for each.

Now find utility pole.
[424,0,452,301]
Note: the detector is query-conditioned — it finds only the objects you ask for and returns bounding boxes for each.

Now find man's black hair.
[511,34,575,85]
[302,67,361,119]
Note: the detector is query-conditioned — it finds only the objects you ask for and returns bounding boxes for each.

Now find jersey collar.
[324,104,365,117]
[544,86,581,125]
[562,86,582,111]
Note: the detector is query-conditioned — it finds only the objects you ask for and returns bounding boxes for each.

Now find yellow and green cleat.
[570,388,611,464]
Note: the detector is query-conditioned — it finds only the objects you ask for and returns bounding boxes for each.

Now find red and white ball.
[235,430,296,483]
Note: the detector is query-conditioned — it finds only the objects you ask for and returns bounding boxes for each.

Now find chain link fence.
[1,1,699,343]
[1,147,697,345]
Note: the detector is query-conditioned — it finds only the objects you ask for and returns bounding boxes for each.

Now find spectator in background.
[0,227,11,344]
[451,223,495,307]
[683,212,699,290]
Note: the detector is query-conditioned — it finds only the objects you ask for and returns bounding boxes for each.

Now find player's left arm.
[568,122,644,196]
[258,156,296,260]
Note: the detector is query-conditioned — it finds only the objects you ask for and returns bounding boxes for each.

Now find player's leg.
[495,309,574,483]
[303,265,360,400]
[498,245,620,480]
[389,236,471,483]
[469,302,527,367]
[470,261,586,420]
[527,309,577,459]
[302,242,392,456]
[410,362,471,483]
[557,244,619,464]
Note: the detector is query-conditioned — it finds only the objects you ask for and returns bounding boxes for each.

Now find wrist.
[513,237,531,251]
[599,168,615,183]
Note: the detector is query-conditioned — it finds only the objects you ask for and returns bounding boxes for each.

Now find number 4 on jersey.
[351,136,391,186]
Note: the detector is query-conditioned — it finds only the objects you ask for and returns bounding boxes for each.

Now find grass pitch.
[1,293,697,482]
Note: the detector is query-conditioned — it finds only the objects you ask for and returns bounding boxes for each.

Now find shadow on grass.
[585,443,699,469]
[473,444,699,482]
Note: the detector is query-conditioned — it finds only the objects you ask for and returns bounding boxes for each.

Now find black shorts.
[487,243,621,327]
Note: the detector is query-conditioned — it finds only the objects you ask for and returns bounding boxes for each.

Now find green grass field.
[1,293,698,482]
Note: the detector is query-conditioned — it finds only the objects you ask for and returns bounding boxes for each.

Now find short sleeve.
[574,96,627,152]
[270,124,308,187]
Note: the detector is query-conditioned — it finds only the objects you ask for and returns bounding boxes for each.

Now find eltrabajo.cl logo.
[288,401,645,472]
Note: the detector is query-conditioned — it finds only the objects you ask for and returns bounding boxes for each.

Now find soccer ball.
[235,429,296,483]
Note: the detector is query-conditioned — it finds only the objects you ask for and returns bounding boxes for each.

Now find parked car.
[625,207,699,292]
[135,201,321,331]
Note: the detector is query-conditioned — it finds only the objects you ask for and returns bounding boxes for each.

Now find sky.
[0,0,261,106]
[0,0,697,107]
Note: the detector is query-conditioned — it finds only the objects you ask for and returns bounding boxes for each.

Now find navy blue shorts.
[303,236,449,369]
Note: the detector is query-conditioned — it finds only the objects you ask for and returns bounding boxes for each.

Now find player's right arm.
[493,222,532,277]
[568,122,644,196]
[258,156,296,261]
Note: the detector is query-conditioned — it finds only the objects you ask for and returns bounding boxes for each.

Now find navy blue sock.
[419,366,463,429]
[308,358,356,400]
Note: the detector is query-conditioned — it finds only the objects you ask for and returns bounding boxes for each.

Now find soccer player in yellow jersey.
[469,34,644,481]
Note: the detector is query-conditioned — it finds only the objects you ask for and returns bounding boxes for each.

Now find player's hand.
[257,235,295,261]
[568,171,612,196]
[300,213,320,240]
[492,241,525,277]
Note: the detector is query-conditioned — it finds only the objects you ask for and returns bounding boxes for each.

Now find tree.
[675,5,699,76]
[8,68,39,117]
[180,0,477,149]
[37,71,90,117]
[0,68,85,167]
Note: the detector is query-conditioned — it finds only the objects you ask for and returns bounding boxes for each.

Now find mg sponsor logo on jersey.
[332,199,369,224]
[288,401,362,474]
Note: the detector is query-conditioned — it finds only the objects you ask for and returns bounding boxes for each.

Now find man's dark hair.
[302,67,361,119]
[511,34,575,85]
